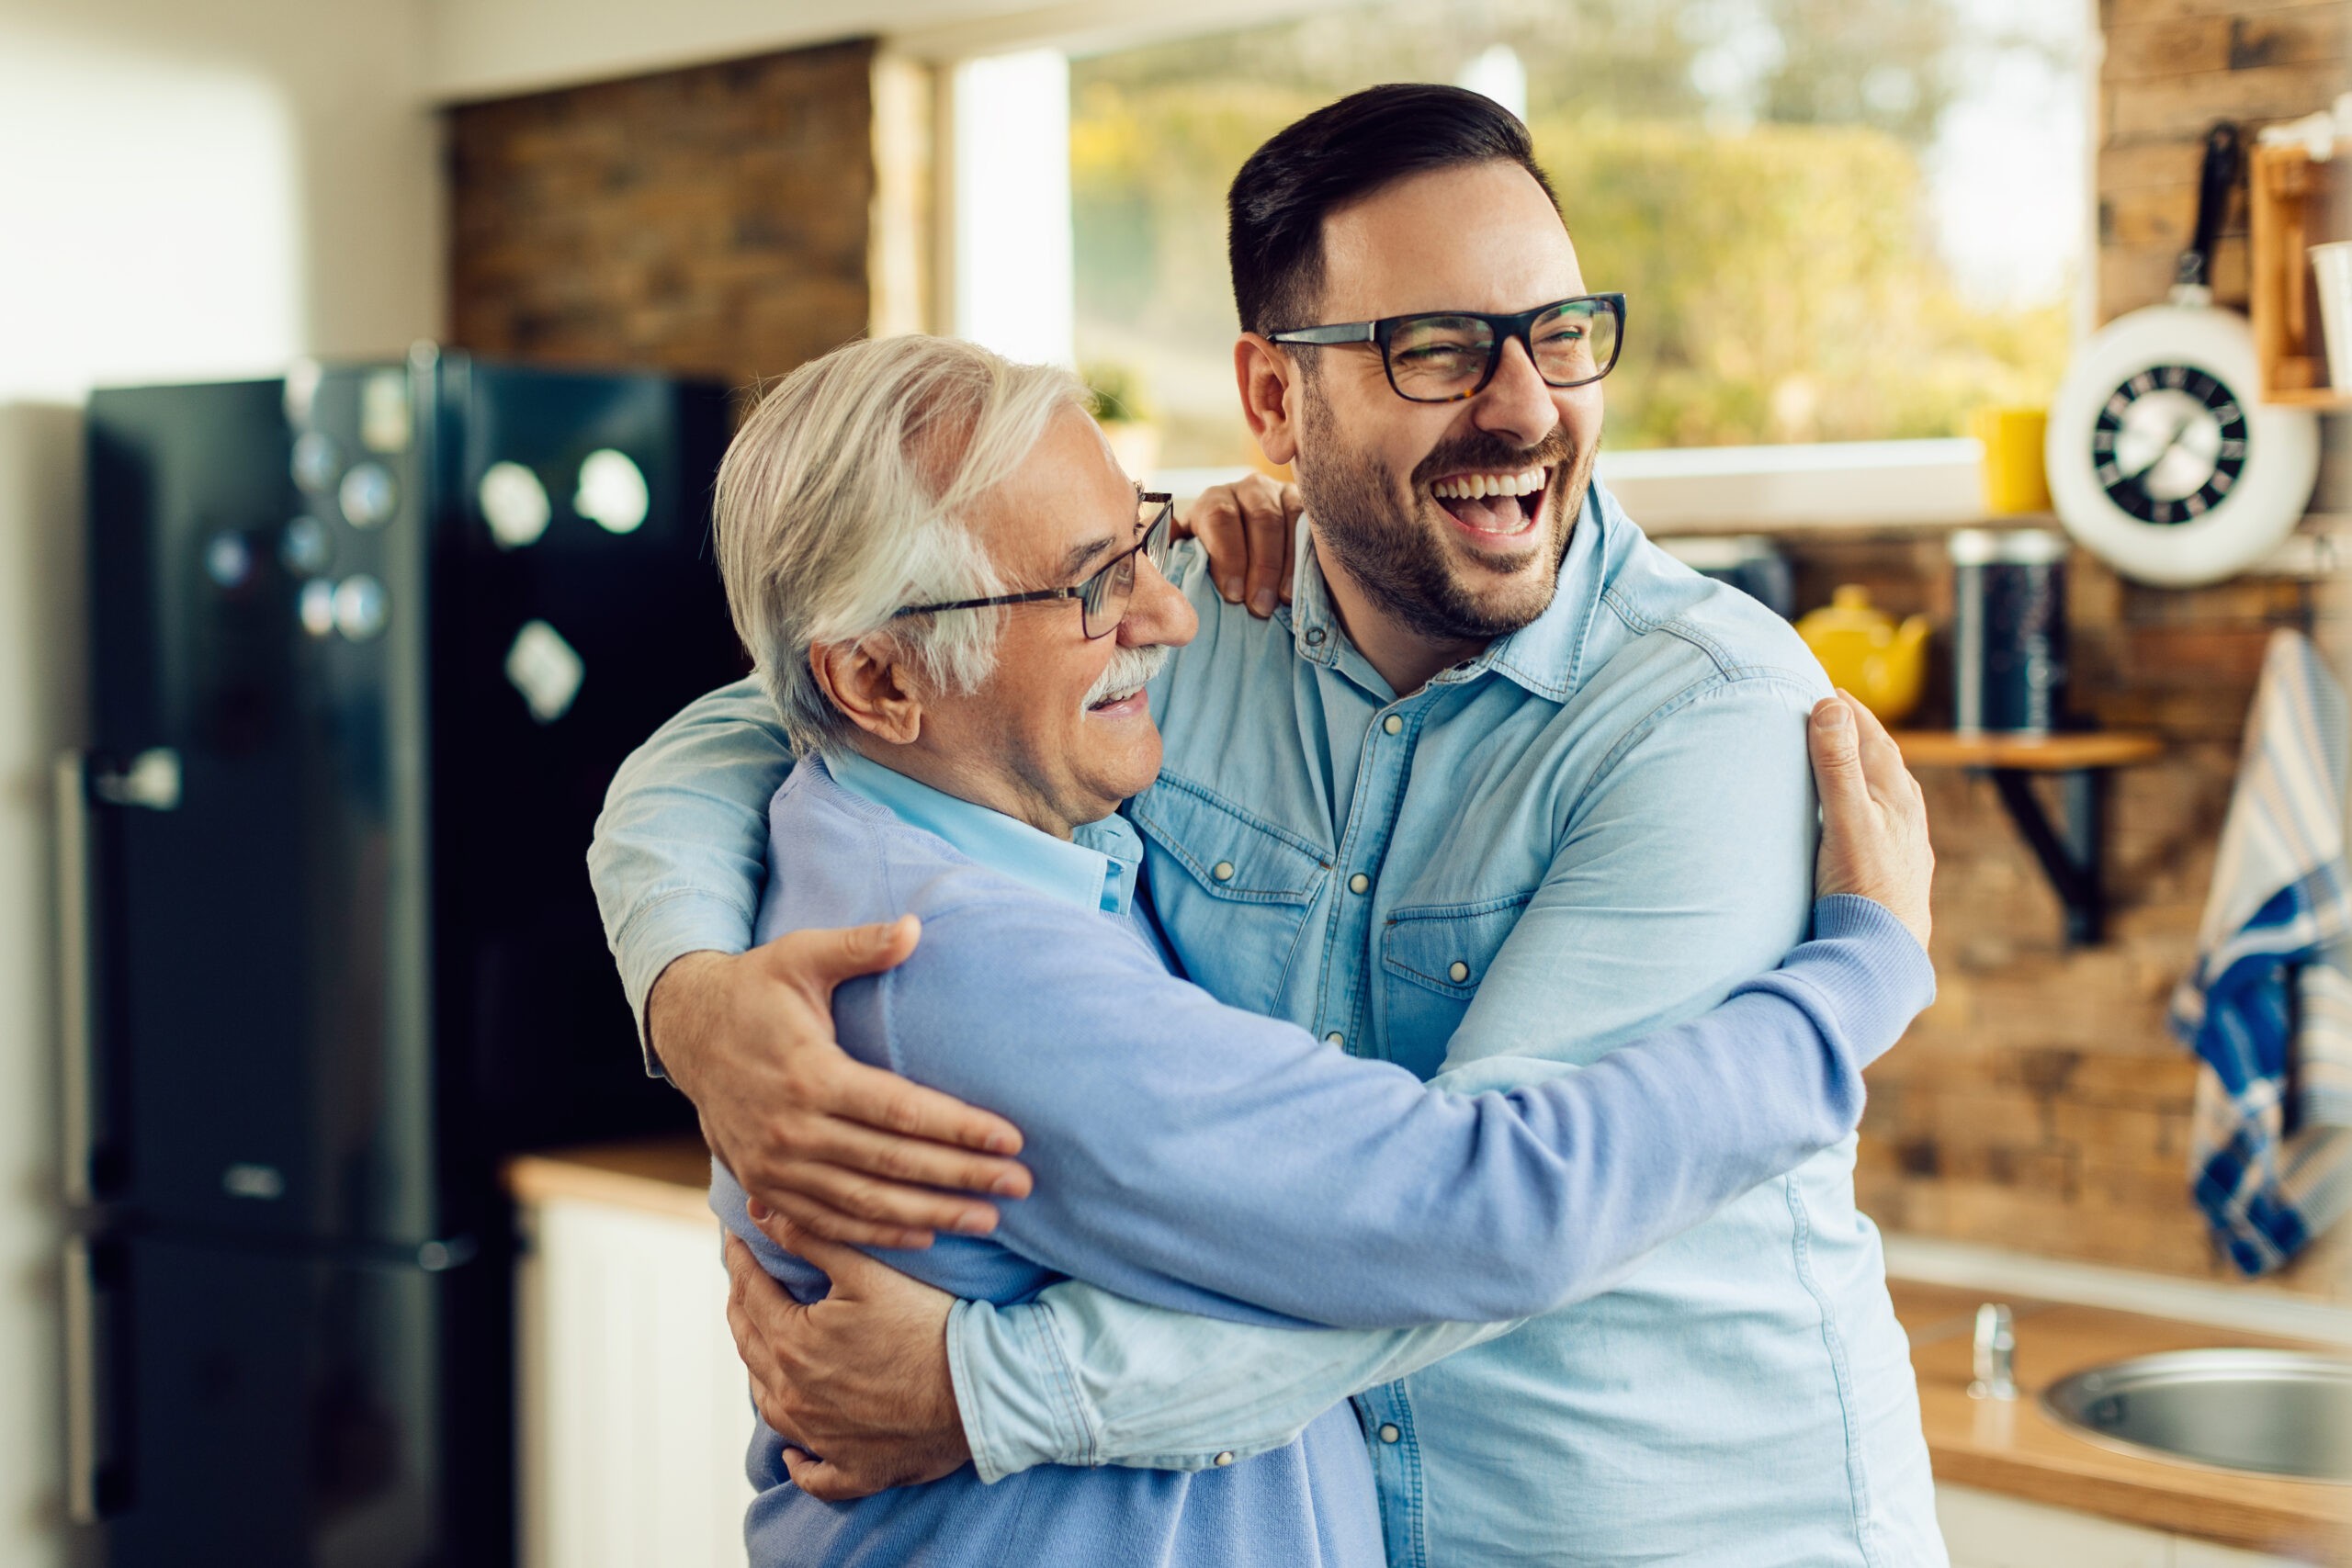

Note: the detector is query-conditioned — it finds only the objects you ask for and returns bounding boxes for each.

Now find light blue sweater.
[712,754,1932,1567]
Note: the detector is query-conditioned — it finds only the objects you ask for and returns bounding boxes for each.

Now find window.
[1065,0,2087,479]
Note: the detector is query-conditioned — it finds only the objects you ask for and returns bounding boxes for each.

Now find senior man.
[594,85,1946,1564]
[698,330,1931,1567]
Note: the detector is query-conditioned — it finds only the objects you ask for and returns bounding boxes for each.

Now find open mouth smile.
[1429,465,1549,541]
[1085,684,1149,716]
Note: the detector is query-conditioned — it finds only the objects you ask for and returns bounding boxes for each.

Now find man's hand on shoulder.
[650,917,1033,1250]
[1177,474,1303,617]
[1806,693,1934,951]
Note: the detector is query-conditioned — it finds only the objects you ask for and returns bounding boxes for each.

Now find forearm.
[948,896,1929,1473]
[949,1287,1521,1482]
[587,676,792,1068]
[921,885,1925,1329]
[1440,894,1928,1314]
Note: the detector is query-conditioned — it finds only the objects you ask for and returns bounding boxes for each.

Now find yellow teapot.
[1795,586,1930,725]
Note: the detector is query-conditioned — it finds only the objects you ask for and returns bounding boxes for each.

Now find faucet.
[1969,1303,2017,1401]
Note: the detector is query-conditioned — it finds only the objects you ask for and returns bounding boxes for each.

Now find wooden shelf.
[1894,731,2165,772]
[2259,385,2352,410]
[1892,731,2164,945]
[2250,141,2349,406]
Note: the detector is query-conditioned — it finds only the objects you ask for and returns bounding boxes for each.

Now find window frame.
[936,5,2094,536]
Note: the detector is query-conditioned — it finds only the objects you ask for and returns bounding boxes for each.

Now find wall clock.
[2046,124,2318,587]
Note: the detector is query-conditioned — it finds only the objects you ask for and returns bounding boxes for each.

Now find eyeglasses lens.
[1531,300,1618,388]
[1081,499,1175,638]
[1386,316,1495,400]
[1142,498,1174,570]
[1084,555,1135,639]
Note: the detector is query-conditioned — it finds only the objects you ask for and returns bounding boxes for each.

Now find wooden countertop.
[504,1134,715,1225]
[1889,1280,2349,1561]
[506,1141,2346,1557]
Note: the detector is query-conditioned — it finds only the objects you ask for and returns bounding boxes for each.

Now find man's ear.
[1235,333,1301,468]
[810,638,923,745]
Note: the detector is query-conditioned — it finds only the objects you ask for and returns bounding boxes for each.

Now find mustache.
[1410,426,1578,491]
[1082,641,1171,707]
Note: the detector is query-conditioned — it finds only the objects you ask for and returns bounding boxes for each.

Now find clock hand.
[2124,415,2196,483]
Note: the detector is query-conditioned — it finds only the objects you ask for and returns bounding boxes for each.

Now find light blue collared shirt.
[823,746,1141,919]
[591,480,1949,1567]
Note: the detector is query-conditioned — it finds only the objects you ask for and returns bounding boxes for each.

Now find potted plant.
[1084,363,1159,481]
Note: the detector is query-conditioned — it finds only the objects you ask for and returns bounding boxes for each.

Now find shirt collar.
[1283,478,1618,704]
[822,747,1138,917]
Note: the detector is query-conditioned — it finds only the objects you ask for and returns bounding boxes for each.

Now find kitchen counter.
[505,1134,715,1224]
[505,1140,2347,1559]
[1889,1279,2347,1562]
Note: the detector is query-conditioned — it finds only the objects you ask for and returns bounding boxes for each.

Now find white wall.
[0,1,438,1557]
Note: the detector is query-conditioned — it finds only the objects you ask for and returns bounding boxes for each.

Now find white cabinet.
[514,1192,753,1568]
[1938,1484,2303,1568]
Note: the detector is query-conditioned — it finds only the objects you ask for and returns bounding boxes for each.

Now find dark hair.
[1227,84,1561,337]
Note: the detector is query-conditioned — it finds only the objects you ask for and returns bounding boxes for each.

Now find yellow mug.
[1970,406,2051,515]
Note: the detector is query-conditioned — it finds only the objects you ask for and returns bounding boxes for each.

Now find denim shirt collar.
[822,747,1140,917]
[1283,479,1615,705]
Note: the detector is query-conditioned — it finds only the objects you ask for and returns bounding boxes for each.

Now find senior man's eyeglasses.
[896,492,1176,641]
[1268,293,1626,403]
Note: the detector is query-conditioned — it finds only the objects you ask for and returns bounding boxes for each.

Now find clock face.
[2047,303,2318,586]
[2089,363,2248,525]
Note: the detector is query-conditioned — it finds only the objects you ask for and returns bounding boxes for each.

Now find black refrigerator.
[63,348,741,1565]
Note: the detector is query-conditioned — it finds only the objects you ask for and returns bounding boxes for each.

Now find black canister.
[1660,536,1795,619]
[1950,529,2069,734]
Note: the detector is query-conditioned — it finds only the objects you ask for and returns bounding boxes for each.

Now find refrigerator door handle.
[53,751,95,1206]
[62,1237,99,1525]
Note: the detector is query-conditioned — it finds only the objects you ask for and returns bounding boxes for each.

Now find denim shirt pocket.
[1378,893,1535,1072]
[1128,778,1329,1017]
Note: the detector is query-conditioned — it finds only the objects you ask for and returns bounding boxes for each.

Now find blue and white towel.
[2169,629,2352,1275]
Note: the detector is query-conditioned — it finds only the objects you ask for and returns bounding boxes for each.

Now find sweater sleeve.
[883,890,1930,1330]
[585,677,793,1071]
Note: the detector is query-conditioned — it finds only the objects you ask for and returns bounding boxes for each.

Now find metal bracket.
[1985,767,2110,946]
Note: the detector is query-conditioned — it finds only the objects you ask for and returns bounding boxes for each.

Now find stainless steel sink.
[2041,1349,2352,1483]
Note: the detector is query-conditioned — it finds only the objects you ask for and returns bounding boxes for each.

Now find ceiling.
[422,0,1363,101]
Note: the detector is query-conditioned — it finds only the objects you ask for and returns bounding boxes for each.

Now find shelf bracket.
[1984,767,2108,946]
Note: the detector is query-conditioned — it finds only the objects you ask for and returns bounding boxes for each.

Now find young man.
[698,325,1929,1568]
[594,86,1948,1564]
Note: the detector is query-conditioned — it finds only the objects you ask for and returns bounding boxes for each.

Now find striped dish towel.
[2168,629,2352,1275]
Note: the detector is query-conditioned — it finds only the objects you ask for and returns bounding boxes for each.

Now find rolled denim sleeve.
[950,1292,1521,1482]
[586,677,795,1072]
[947,898,1933,1477]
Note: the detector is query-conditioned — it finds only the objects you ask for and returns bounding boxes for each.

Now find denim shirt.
[588,481,1945,1567]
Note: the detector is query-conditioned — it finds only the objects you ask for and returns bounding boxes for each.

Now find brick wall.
[445,40,880,392]
[1835,0,2351,1295]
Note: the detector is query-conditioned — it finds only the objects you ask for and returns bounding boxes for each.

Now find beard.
[1295,389,1590,645]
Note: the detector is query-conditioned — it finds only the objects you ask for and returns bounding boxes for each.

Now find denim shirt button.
[1211,861,1235,882]
[1305,627,1326,646]
[1348,873,1371,895]
[1377,1424,1402,1444]
[1214,1451,1235,1467]
[1449,961,1470,982]
[1382,714,1403,735]
[1325,1032,1344,1048]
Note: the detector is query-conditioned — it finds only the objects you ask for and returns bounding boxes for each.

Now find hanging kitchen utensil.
[2045,122,2319,586]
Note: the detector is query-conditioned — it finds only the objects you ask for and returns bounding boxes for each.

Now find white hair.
[713,335,1091,755]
